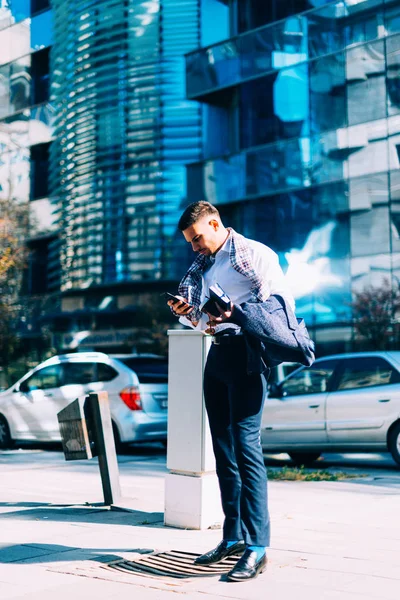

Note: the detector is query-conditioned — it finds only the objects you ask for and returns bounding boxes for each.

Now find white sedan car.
[0,352,168,450]
[262,352,400,467]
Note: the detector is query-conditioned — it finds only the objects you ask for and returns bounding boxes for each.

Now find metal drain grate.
[104,550,240,579]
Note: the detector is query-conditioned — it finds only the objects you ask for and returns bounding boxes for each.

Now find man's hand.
[167,296,195,317]
[205,302,234,334]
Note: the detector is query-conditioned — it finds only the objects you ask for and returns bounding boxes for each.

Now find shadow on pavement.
[118,443,167,457]
[15,441,167,457]
[264,452,399,471]
[0,501,108,508]
[0,543,155,564]
[0,505,164,527]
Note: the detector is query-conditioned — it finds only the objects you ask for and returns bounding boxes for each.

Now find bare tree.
[350,279,400,350]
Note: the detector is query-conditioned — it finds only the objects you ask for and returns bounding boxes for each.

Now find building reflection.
[185,0,400,352]
[3,0,400,356]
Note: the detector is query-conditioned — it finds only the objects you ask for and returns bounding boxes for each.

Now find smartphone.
[162,292,183,304]
[162,293,194,313]
[163,293,194,316]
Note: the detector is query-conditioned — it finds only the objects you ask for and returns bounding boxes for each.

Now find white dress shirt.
[180,234,295,333]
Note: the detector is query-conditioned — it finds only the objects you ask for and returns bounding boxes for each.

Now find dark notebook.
[200,283,231,317]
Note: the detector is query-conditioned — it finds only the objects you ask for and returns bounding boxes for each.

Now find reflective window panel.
[31,10,53,51]
[0,0,30,31]
[0,104,54,159]
[0,147,30,202]
[10,54,31,113]
[0,55,31,118]
[387,33,400,117]
[217,192,351,326]
[240,64,309,150]
[50,0,202,289]
[351,253,392,292]
[30,0,50,16]
[30,141,49,199]
[186,0,396,100]
[0,20,30,67]
[31,47,49,105]
[346,40,386,126]
[237,0,311,34]
[309,52,346,134]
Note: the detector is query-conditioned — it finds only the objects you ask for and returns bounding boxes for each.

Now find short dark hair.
[178,201,220,231]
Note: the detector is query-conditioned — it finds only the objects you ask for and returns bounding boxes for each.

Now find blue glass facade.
[1,0,234,355]
[185,0,400,349]
[49,0,203,291]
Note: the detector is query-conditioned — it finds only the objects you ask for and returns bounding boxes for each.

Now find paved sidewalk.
[0,449,399,600]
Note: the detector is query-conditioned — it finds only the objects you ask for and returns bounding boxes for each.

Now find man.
[168,201,313,582]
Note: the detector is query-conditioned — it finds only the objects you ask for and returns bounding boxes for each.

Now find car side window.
[336,357,400,391]
[63,363,97,386]
[97,363,118,382]
[21,365,63,392]
[281,360,339,397]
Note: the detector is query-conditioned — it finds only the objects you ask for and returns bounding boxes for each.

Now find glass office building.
[185,0,400,352]
[0,0,226,353]
[50,0,203,291]
[0,0,58,294]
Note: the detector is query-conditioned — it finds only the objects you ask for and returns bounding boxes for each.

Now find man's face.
[183,216,220,256]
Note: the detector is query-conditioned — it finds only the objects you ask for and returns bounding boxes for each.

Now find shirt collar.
[212,230,231,259]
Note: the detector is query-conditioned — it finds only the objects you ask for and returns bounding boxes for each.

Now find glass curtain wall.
[185,0,400,336]
[50,0,202,291]
[186,0,396,99]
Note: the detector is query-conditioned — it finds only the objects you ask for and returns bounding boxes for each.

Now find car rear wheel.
[388,422,400,467]
[0,416,12,450]
[288,452,321,466]
[112,422,129,455]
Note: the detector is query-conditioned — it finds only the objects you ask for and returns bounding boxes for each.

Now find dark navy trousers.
[203,337,270,547]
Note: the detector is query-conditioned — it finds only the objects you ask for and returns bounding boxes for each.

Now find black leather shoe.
[194,540,246,565]
[226,549,267,581]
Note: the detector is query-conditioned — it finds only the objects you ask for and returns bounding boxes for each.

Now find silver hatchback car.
[0,352,168,450]
[262,352,400,467]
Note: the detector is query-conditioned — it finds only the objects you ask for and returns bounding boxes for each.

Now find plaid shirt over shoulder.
[176,228,271,323]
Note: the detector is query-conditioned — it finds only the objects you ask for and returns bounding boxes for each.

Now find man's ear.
[209,219,219,231]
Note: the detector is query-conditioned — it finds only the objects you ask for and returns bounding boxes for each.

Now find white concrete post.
[164,329,223,530]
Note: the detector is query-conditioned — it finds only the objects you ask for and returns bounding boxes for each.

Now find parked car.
[262,352,400,467]
[109,353,168,445]
[0,352,168,451]
[268,362,300,385]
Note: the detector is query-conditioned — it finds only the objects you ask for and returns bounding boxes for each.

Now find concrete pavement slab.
[343,577,398,600]
[5,578,229,600]
[0,567,84,595]
[0,449,399,600]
